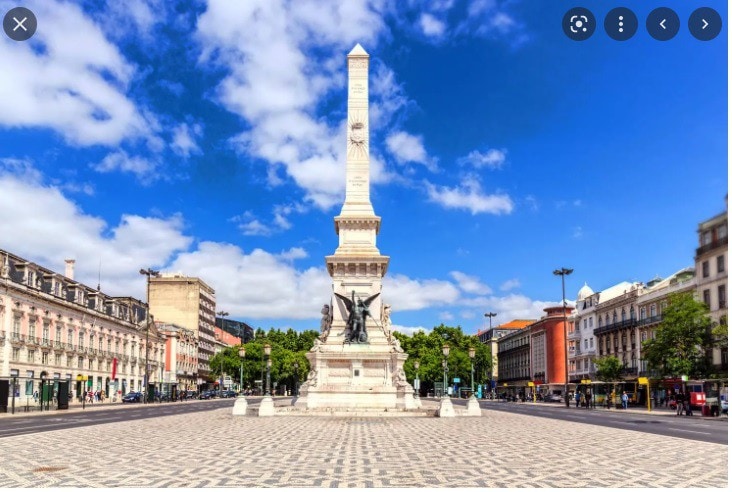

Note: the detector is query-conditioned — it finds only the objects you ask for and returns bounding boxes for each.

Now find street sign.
[452,378,460,383]
[638,377,649,385]
[581,379,592,384]
[527,382,535,387]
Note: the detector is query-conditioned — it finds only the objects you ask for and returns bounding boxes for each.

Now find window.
[107,340,111,352]
[55,327,61,343]
[612,311,617,323]
[583,318,587,329]
[78,357,84,369]
[718,285,726,309]
[584,359,589,370]
[78,333,84,350]
[650,305,657,317]
[584,339,588,349]
[55,354,61,366]
[88,359,93,370]
[703,289,711,307]
[67,330,73,346]
[42,323,49,344]
[621,309,626,322]
[640,307,646,320]
[12,317,20,336]
[589,317,593,328]
[42,352,49,364]
[703,230,712,245]
[718,255,725,273]
[703,261,710,278]
[660,300,667,312]
[719,224,727,240]
[89,334,94,349]
[28,350,35,363]
[99,339,103,351]
[590,338,594,348]
[12,348,20,361]
[28,318,36,340]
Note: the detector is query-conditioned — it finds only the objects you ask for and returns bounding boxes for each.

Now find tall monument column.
[295,44,414,412]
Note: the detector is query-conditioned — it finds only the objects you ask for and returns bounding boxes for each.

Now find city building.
[157,322,198,394]
[569,282,600,382]
[216,317,254,344]
[148,274,217,389]
[477,319,533,390]
[527,305,574,387]
[0,249,165,402]
[496,327,531,391]
[694,201,728,374]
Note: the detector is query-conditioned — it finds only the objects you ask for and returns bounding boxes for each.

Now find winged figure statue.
[334,290,380,343]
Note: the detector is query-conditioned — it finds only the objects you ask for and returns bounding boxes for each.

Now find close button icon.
[3,7,37,41]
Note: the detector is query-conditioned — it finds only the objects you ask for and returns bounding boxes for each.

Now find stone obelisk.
[297,44,415,411]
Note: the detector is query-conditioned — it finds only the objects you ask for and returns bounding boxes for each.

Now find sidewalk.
[0,397,206,419]
[504,399,728,420]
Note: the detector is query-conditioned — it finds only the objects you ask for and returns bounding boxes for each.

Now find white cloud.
[438,311,454,321]
[171,122,203,158]
[459,310,476,319]
[419,13,446,37]
[239,219,273,237]
[449,271,491,295]
[500,278,521,291]
[425,176,513,215]
[92,151,159,182]
[391,324,429,336]
[196,0,388,209]
[525,195,539,211]
[458,148,506,169]
[0,0,154,147]
[386,131,436,171]
[573,226,583,239]
[383,274,461,311]
[0,162,191,298]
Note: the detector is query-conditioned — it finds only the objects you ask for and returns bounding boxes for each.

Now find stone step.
[271,407,438,417]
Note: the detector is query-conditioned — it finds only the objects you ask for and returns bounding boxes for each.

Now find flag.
[111,357,117,380]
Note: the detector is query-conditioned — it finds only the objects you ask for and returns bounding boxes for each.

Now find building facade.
[216,317,254,344]
[148,274,217,388]
[157,322,198,393]
[527,306,574,386]
[0,250,165,403]
[477,319,534,390]
[496,327,531,387]
[694,203,728,374]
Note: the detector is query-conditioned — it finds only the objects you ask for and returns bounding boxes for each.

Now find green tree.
[711,315,728,349]
[642,292,712,378]
[594,355,623,382]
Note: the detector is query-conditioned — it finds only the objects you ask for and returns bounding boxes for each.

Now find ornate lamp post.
[413,360,420,399]
[469,347,476,396]
[293,361,299,397]
[238,347,246,393]
[139,268,160,404]
[442,344,450,398]
[264,343,272,396]
[554,267,573,408]
[484,312,496,397]
[217,311,229,390]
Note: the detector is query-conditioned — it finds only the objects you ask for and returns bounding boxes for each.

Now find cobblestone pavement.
[0,405,727,488]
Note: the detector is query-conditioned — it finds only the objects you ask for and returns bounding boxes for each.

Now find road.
[0,398,241,439]
[459,399,728,445]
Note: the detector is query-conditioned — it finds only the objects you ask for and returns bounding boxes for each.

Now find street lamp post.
[484,312,496,397]
[442,344,450,397]
[264,344,272,396]
[553,267,573,408]
[217,311,229,390]
[469,347,476,396]
[413,360,420,399]
[139,268,160,404]
[293,361,299,398]
[238,347,246,393]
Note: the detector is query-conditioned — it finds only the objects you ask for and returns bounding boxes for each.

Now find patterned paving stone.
[0,407,726,488]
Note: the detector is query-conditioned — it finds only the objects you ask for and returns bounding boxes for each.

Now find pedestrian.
[621,391,628,410]
[33,390,39,403]
[575,391,581,408]
[684,392,693,416]
[586,388,592,409]
[676,392,684,416]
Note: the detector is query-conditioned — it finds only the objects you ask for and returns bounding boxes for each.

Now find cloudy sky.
[0,0,727,335]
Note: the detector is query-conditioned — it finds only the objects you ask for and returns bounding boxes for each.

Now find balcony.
[54,341,64,350]
[637,315,663,327]
[593,318,637,336]
[26,336,40,347]
[696,237,727,257]
[10,333,26,345]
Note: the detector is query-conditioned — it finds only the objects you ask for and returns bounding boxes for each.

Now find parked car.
[223,390,237,398]
[544,393,563,403]
[121,392,143,403]
[198,390,216,400]
[721,396,728,415]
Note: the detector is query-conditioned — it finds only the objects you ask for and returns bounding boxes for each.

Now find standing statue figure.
[319,304,333,341]
[380,303,392,342]
[335,290,380,343]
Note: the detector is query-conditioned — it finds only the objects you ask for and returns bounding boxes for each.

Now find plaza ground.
[0,401,727,488]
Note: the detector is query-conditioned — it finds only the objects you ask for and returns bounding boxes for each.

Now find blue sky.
[0,0,727,335]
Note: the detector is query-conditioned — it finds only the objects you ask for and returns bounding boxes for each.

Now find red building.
[528,305,574,386]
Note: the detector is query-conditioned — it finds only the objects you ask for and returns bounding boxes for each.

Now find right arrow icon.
[702,19,709,30]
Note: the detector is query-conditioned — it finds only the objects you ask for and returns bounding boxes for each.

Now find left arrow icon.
[660,18,666,29]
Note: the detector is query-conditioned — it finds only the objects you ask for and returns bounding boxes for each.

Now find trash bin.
[702,404,710,416]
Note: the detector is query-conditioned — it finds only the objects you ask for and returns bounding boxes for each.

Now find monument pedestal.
[438,397,456,418]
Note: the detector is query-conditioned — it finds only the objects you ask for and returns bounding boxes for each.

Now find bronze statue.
[335,290,380,343]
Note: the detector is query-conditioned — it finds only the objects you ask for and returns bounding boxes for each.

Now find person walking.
[676,392,684,416]
[684,391,693,416]
[575,391,581,408]
[621,391,629,410]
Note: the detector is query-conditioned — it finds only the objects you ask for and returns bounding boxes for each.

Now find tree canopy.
[641,292,713,378]
[593,355,623,382]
